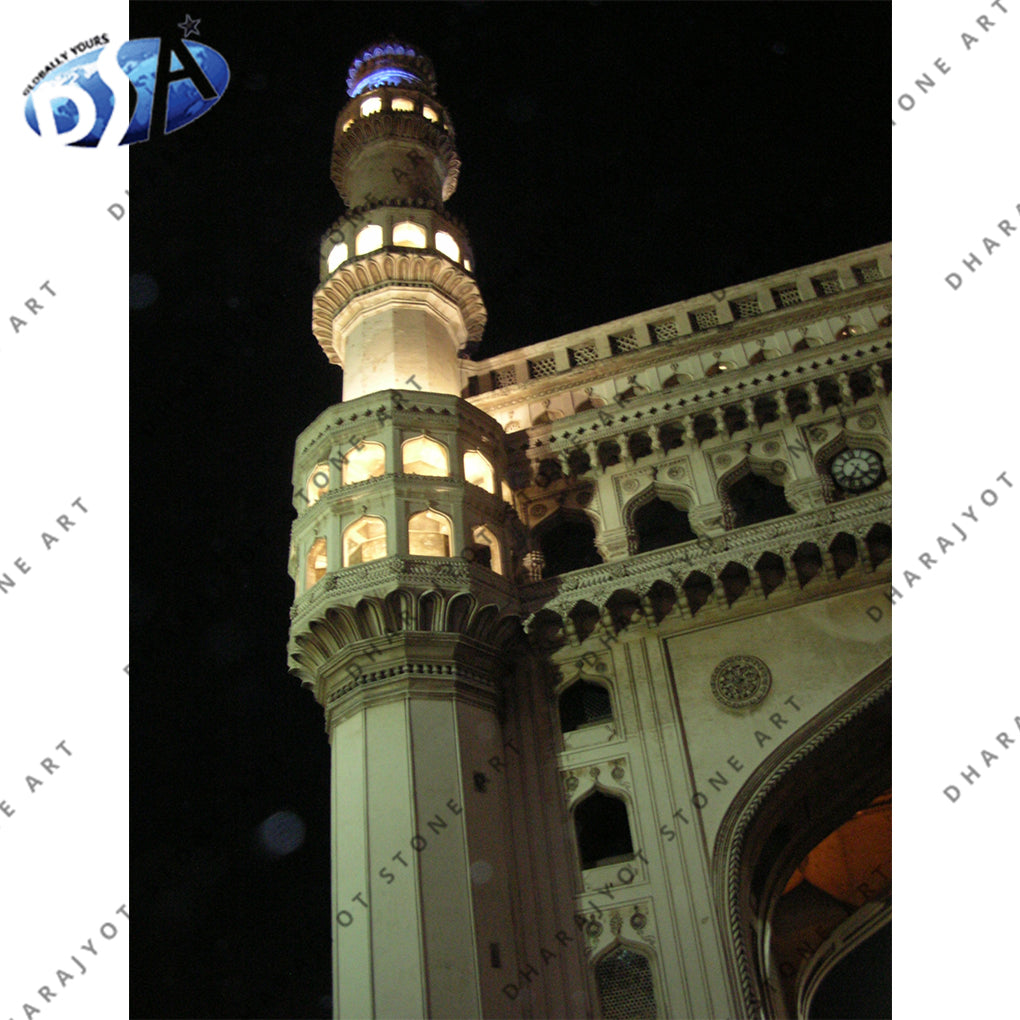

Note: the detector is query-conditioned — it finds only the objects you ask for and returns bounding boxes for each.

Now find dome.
[346,40,438,98]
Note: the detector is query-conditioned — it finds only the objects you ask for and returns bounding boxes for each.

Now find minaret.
[285,42,551,1020]
[312,40,486,400]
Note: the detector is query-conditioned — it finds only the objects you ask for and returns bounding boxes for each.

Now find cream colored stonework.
[288,40,891,1020]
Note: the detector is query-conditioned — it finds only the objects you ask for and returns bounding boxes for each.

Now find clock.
[830,448,883,492]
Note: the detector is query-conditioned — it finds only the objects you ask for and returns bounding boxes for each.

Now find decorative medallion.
[666,465,685,480]
[630,911,647,931]
[809,426,828,442]
[589,765,601,780]
[710,655,773,708]
[564,774,579,793]
[530,503,547,518]
[715,454,732,469]
[762,440,781,455]
[586,919,603,939]
[856,413,878,430]
[622,477,640,493]
[611,764,625,781]
[610,913,623,936]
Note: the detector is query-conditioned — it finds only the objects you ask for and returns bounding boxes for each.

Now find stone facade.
[287,41,891,1020]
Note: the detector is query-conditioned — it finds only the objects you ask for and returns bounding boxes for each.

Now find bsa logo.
[24,34,230,146]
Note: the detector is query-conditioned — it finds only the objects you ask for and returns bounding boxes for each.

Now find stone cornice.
[331,110,461,203]
[467,283,891,415]
[312,251,486,358]
[516,335,892,453]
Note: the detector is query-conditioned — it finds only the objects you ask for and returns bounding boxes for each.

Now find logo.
[24,34,229,146]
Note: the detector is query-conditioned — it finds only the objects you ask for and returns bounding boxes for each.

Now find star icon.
[178,14,201,38]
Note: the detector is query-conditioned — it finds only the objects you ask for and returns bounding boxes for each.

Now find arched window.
[306,464,330,505]
[305,537,327,589]
[463,450,495,493]
[343,516,387,566]
[574,790,634,870]
[536,511,602,578]
[355,224,383,256]
[359,96,382,117]
[595,946,657,1020]
[393,221,427,248]
[408,509,452,557]
[421,105,438,123]
[402,435,449,477]
[633,498,696,553]
[726,472,794,528]
[391,97,415,112]
[559,679,612,732]
[470,525,502,574]
[326,242,348,273]
[342,441,385,485]
[434,230,460,262]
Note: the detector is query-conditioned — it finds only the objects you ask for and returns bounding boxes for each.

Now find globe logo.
[24,37,230,146]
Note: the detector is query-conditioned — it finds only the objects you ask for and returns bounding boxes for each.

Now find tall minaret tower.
[286,42,584,1020]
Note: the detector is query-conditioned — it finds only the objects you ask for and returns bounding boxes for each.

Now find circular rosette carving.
[710,655,772,709]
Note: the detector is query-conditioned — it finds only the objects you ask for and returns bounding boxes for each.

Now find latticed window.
[729,294,761,319]
[688,306,718,332]
[811,271,842,297]
[609,330,639,355]
[559,680,612,732]
[650,318,680,343]
[852,260,883,285]
[594,946,657,1019]
[528,354,558,379]
[491,366,517,389]
[771,282,802,308]
[569,343,599,368]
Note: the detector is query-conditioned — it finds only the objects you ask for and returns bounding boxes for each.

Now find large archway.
[713,662,891,1018]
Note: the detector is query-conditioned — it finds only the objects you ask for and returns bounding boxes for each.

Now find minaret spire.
[311,40,486,400]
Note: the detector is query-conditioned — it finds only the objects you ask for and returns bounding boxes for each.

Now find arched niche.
[408,508,452,557]
[306,463,330,505]
[533,508,603,578]
[402,435,450,477]
[463,449,495,493]
[342,441,385,485]
[342,515,387,566]
[305,536,328,590]
[573,788,634,871]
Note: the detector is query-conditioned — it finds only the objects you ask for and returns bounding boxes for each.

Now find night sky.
[129,4,891,1017]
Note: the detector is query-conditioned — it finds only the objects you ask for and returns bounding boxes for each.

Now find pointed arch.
[532,507,603,578]
[573,788,635,870]
[713,663,891,1018]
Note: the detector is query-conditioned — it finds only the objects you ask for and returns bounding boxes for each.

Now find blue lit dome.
[346,41,437,99]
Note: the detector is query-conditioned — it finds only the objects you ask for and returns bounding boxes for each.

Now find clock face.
[830,448,883,492]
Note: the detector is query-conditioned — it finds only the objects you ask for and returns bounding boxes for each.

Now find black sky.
[129,3,891,1017]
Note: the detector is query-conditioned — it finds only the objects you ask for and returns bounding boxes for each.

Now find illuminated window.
[402,435,449,477]
[306,464,330,505]
[434,231,460,262]
[305,537,328,589]
[501,481,513,504]
[464,257,472,272]
[360,97,382,117]
[327,242,348,273]
[355,225,383,256]
[408,509,452,557]
[343,516,387,566]
[393,221,427,248]
[471,525,502,574]
[341,118,354,133]
[422,105,438,123]
[391,97,415,112]
[342,441,385,485]
[463,450,495,493]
